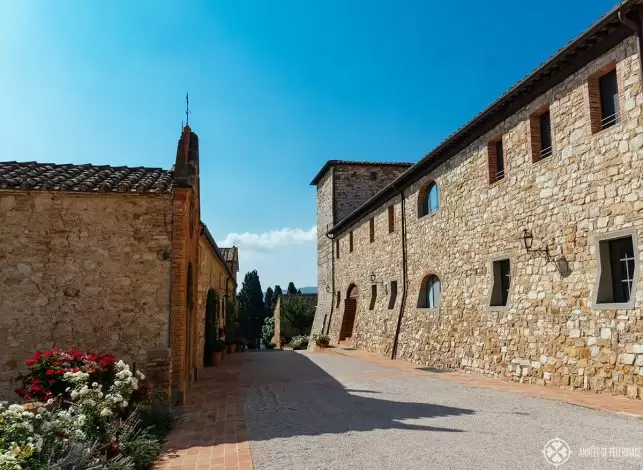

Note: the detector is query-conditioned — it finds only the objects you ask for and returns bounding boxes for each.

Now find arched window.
[418,182,439,217]
[418,274,441,308]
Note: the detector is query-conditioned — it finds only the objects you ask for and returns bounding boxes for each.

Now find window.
[336,291,341,308]
[599,69,619,129]
[336,239,340,259]
[369,218,375,242]
[369,171,378,180]
[490,259,511,307]
[596,234,637,306]
[349,231,354,252]
[388,281,398,309]
[369,284,377,310]
[589,66,619,133]
[418,275,441,309]
[388,205,395,233]
[418,182,439,217]
[531,108,552,162]
[488,138,505,183]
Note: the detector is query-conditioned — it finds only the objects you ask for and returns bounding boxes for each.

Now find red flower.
[25,359,36,366]
[46,370,55,376]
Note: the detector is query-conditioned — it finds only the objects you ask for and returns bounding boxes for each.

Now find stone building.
[0,124,237,404]
[311,2,643,399]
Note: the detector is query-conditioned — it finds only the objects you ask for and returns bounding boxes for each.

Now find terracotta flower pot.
[231,344,237,353]
[226,344,233,354]
[211,351,223,366]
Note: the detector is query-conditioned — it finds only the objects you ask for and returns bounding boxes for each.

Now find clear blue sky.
[0,1,614,291]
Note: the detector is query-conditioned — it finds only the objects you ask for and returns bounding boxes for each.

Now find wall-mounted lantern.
[325,284,331,293]
[520,228,570,276]
[369,271,389,295]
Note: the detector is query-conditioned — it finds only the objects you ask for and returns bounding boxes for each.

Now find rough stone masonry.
[311,4,643,399]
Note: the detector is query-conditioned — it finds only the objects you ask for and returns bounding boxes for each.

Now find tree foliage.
[264,287,274,317]
[237,270,265,344]
[287,282,298,295]
[281,297,315,335]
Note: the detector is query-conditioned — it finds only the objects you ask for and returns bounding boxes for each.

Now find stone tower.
[309,161,413,341]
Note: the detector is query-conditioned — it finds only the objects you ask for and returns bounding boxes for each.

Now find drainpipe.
[619,7,643,81]
[391,187,407,359]
[324,224,335,335]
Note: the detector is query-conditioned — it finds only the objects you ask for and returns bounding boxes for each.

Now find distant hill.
[298,286,318,294]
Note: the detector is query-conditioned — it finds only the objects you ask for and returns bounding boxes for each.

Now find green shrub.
[312,334,330,347]
[138,403,175,440]
[212,340,226,352]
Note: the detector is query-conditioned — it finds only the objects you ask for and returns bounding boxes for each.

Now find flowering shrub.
[15,348,118,403]
[1,351,169,470]
[290,335,309,350]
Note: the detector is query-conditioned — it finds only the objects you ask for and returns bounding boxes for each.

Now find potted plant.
[313,333,330,351]
[211,340,225,366]
[225,341,236,354]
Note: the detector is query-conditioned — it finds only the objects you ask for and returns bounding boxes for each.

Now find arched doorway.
[340,284,358,341]
[203,289,218,366]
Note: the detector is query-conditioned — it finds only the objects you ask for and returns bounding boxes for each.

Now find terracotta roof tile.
[0,161,173,194]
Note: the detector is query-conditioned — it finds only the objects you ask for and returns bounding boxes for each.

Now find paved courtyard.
[158,348,643,470]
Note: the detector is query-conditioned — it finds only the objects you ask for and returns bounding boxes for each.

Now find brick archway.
[340,283,358,341]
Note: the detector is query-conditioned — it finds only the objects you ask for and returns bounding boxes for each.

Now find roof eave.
[329,0,639,235]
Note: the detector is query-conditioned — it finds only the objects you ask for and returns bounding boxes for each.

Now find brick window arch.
[417,274,441,309]
[418,181,439,218]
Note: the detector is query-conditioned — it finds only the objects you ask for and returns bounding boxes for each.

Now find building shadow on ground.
[160,350,477,458]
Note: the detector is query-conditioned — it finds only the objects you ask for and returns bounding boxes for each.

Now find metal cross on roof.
[185,92,190,125]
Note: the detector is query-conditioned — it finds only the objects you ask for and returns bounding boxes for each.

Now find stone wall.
[333,164,411,223]
[311,170,334,338]
[321,37,643,398]
[0,191,172,399]
[273,293,318,342]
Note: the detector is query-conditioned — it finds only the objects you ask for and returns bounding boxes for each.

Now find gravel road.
[241,350,642,470]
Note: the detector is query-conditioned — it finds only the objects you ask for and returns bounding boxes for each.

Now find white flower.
[100,408,113,417]
[7,404,23,413]
[135,371,145,380]
[121,400,128,408]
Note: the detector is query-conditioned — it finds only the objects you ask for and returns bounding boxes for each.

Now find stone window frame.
[416,270,442,311]
[488,254,513,311]
[588,61,620,135]
[417,180,441,219]
[592,228,639,310]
